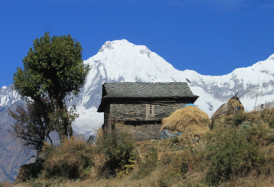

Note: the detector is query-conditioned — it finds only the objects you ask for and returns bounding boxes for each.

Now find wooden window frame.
[146,104,155,119]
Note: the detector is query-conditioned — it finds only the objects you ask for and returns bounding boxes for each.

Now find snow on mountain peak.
[84,39,178,83]
[98,39,156,60]
[98,39,135,53]
[267,54,274,60]
[0,85,21,107]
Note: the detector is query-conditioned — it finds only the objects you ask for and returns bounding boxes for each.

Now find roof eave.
[97,95,199,112]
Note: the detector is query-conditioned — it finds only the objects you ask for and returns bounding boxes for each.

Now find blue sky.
[1,0,274,87]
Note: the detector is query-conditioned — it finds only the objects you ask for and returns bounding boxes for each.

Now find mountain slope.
[0,102,35,182]
[0,85,20,107]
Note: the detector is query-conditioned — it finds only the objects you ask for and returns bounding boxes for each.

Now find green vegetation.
[10,33,89,152]
[96,131,135,177]
[232,112,246,126]
[16,109,273,187]
[134,147,158,179]
[42,138,94,179]
[16,132,135,185]
[204,126,265,186]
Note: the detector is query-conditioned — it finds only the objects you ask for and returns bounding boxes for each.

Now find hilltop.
[9,108,274,187]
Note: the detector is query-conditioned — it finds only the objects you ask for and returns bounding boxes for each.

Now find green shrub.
[233,113,246,126]
[14,159,44,184]
[204,127,265,186]
[124,155,136,174]
[96,131,134,176]
[171,136,179,144]
[42,137,94,179]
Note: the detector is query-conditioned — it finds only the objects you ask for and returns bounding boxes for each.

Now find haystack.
[211,95,244,120]
[161,105,211,136]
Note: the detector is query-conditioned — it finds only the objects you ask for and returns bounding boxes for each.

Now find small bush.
[42,137,94,179]
[233,113,246,126]
[156,148,201,186]
[204,127,265,186]
[15,159,44,184]
[261,109,274,128]
[135,147,158,179]
[96,131,134,176]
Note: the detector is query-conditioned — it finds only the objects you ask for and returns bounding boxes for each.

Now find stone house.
[97,82,198,141]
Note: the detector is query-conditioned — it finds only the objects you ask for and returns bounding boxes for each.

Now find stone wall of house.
[109,103,186,120]
[114,122,162,141]
[103,105,111,130]
[110,104,146,120]
[105,103,186,141]
[154,103,186,118]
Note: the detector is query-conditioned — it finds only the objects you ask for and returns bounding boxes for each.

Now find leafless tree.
[9,99,54,153]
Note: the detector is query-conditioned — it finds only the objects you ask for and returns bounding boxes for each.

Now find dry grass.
[219,173,274,187]
[0,182,12,187]
[247,108,274,124]
[162,106,211,132]
[15,171,274,187]
[161,106,210,146]
[14,109,273,187]
[42,137,94,179]
[95,127,103,144]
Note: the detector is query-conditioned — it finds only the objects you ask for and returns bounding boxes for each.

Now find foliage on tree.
[12,32,89,144]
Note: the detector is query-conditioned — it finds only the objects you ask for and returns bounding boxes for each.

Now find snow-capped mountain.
[1,39,274,136]
[0,39,273,182]
[71,39,274,135]
[0,85,20,107]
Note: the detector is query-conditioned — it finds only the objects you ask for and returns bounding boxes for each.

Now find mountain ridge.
[0,39,273,182]
[0,39,273,136]
[71,39,274,135]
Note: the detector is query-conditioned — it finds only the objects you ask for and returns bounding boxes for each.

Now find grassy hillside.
[11,109,274,187]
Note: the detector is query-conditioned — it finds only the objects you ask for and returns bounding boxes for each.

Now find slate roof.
[102,82,196,98]
[98,82,199,112]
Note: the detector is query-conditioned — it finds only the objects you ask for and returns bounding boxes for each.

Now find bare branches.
[9,99,53,152]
